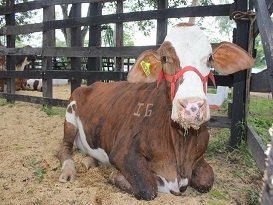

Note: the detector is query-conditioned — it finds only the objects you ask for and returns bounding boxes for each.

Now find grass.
[40,105,66,118]
[248,95,272,145]
[207,127,262,205]
[0,98,14,107]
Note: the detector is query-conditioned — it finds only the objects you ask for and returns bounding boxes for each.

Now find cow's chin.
[177,119,203,130]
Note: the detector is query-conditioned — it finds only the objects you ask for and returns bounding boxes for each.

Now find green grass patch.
[31,158,46,182]
[40,105,66,118]
[0,99,14,107]
[207,127,261,204]
[248,96,272,144]
[206,128,230,157]
[210,189,229,200]
[245,185,261,205]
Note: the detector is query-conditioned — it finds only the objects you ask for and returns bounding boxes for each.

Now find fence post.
[115,0,124,73]
[253,0,273,97]
[230,0,249,147]
[70,3,82,92]
[156,0,168,45]
[87,2,102,85]
[5,0,16,103]
[42,5,55,101]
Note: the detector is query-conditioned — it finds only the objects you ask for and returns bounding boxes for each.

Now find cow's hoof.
[109,171,133,194]
[81,156,98,170]
[59,159,76,182]
[135,190,157,201]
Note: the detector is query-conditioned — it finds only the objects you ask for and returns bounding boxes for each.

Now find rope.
[231,10,256,121]
[230,10,256,22]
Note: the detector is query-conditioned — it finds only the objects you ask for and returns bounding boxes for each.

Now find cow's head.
[128,23,254,130]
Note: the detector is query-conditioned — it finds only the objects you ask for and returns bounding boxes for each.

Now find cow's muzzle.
[176,98,207,130]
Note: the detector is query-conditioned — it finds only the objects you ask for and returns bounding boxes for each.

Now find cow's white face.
[162,24,212,129]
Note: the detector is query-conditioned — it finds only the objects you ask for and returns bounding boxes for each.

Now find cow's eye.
[208,54,213,61]
[161,56,167,63]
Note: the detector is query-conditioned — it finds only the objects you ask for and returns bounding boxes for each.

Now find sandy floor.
[0,85,264,205]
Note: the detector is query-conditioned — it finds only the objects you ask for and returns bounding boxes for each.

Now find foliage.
[0,0,37,44]
[254,34,266,68]
[248,95,272,144]
[101,24,114,46]
[31,158,46,182]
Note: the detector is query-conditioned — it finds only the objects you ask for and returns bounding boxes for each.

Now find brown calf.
[58,24,254,200]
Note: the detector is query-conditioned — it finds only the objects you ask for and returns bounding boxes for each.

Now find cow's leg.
[58,101,78,183]
[190,157,214,193]
[109,170,134,194]
[81,155,98,170]
[109,145,158,200]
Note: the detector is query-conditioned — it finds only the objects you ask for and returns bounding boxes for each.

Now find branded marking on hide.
[133,102,154,117]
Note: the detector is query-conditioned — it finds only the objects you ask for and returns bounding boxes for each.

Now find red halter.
[156,66,216,101]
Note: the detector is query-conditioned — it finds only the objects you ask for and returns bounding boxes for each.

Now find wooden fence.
[0,0,271,174]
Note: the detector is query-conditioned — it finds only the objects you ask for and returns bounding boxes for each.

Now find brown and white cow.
[58,23,254,200]
[0,45,36,92]
[21,78,42,91]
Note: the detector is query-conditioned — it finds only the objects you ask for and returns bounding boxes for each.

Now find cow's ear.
[208,42,254,75]
[127,50,162,83]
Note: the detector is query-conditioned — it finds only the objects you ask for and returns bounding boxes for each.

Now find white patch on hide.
[179,178,189,187]
[65,101,77,128]
[157,175,180,194]
[65,100,111,166]
[22,79,42,91]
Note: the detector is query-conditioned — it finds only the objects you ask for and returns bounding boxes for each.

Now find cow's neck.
[169,122,208,179]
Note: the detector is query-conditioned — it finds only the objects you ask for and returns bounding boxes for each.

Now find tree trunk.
[188,0,198,24]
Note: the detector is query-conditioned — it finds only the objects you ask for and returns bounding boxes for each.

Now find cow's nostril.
[190,106,197,112]
[178,99,188,108]
[197,100,205,108]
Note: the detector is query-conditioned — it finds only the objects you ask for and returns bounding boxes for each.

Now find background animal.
[0,45,36,92]
[21,78,42,91]
[58,23,254,200]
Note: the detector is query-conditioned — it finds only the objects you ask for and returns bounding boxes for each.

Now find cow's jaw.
[171,72,210,130]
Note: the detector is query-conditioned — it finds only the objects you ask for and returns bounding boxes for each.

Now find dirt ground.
[0,85,264,205]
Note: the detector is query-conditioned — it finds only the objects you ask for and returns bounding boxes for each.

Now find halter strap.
[157,66,216,101]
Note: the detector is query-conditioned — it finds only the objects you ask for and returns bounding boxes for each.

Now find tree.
[0,0,37,45]
[59,4,89,47]
[254,34,266,68]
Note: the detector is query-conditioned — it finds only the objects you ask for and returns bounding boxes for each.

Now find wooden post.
[253,0,273,97]
[230,0,249,147]
[70,3,82,93]
[156,0,168,45]
[87,2,102,85]
[115,0,124,73]
[5,0,16,103]
[42,5,55,101]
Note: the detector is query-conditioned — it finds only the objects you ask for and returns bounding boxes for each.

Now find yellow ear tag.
[140,61,151,76]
